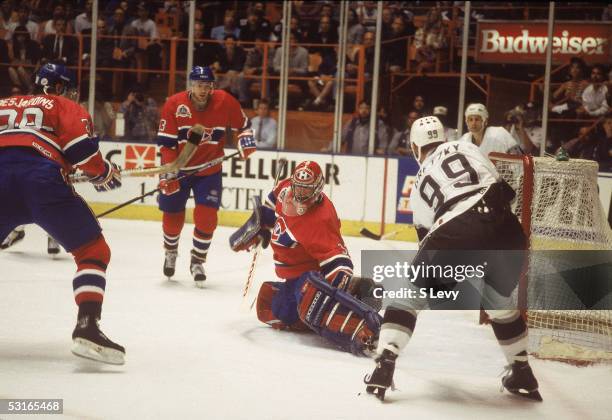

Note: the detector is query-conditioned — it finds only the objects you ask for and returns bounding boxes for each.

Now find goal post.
[489,152,612,364]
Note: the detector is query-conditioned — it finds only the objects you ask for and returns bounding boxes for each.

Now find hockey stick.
[360,227,397,241]
[241,157,288,310]
[70,124,213,183]
[95,151,239,218]
[360,157,390,240]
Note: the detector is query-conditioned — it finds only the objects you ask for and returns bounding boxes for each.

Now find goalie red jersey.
[156,90,249,176]
[263,178,353,284]
[0,95,105,175]
[229,161,379,357]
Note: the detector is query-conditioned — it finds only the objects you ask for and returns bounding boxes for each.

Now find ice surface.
[1,220,611,420]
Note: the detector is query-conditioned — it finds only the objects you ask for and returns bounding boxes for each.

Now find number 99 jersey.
[410,141,500,235]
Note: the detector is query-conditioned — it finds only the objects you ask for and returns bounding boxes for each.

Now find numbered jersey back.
[0,95,94,170]
[410,141,500,230]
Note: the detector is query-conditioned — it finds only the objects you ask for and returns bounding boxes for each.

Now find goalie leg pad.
[297,271,382,355]
[256,281,308,331]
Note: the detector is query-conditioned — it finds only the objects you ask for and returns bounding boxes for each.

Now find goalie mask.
[282,161,325,216]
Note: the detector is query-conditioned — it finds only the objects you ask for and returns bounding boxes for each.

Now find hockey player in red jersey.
[230,161,381,355]
[157,66,255,287]
[0,63,125,364]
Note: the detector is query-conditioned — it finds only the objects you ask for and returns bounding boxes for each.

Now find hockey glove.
[186,124,205,145]
[158,172,180,195]
[237,129,256,160]
[90,161,122,192]
[364,349,398,401]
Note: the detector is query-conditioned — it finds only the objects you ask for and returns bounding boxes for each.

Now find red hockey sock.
[192,205,217,261]
[163,211,185,250]
[71,235,111,305]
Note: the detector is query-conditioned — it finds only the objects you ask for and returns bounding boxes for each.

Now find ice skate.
[163,250,178,279]
[501,361,542,401]
[190,256,206,288]
[1,227,25,249]
[364,349,397,401]
[72,315,125,365]
[47,236,60,255]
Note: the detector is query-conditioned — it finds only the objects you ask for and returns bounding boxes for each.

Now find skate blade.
[507,388,543,402]
[72,338,125,365]
[194,280,206,288]
[365,385,387,402]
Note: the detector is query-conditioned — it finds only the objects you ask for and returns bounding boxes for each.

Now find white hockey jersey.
[409,141,500,236]
[458,126,521,158]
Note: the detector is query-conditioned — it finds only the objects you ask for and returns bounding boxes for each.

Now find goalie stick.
[241,157,288,310]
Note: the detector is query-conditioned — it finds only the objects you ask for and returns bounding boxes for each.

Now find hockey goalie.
[230,160,381,356]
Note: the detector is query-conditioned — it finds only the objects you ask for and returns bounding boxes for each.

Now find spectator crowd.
[0,0,609,169]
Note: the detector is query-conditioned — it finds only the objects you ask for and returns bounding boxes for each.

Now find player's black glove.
[91,160,122,192]
[364,349,397,401]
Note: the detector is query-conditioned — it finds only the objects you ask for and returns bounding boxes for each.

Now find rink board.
[73,141,612,242]
[74,142,419,241]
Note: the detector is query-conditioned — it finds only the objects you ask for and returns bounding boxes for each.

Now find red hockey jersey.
[263,179,354,283]
[0,95,105,175]
[156,90,249,176]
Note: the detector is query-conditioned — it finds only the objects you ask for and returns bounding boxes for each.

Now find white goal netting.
[491,154,612,364]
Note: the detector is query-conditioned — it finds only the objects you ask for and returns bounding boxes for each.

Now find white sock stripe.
[74,269,106,280]
[163,233,180,240]
[74,285,105,296]
[193,236,212,245]
[164,238,180,246]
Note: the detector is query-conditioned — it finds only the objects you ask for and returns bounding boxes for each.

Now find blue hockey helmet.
[35,62,76,95]
[189,66,215,83]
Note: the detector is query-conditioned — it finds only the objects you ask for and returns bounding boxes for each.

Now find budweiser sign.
[475,21,611,64]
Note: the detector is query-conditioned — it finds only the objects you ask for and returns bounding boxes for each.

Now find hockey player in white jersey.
[459,103,525,157]
[364,116,542,402]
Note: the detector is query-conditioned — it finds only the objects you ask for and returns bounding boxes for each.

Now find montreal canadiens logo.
[271,217,297,248]
[295,167,314,183]
[201,127,215,142]
[272,218,287,241]
[176,104,192,118]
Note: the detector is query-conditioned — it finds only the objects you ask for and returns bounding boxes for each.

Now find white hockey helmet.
[410,116,446,162]
[464,103,489,122]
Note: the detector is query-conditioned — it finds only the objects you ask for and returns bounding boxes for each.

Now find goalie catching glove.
[237,129,256,160]
[229,196,271,251]
[90,160,122,192]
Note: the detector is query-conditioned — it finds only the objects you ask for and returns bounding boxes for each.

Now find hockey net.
[489,153,612,364]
